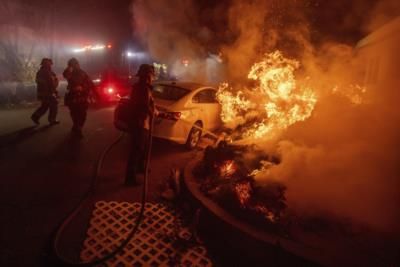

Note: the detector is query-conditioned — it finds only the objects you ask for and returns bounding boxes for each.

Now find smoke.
[131,0,307,83]
[132,0,200,59]
[221,0,317,82]
[254,8,400,233]
[219,0,269,82]
[258,93,400,232]
[364,0,400,32]
[285,2,399,233]
[131,0,400,233]
[131,0,211,81]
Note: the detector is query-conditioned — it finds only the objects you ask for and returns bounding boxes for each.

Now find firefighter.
[125,64,156,186]
[31,58,59,125]
[63,58,94,138]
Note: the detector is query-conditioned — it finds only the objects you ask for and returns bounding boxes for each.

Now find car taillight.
[158,111,181,121]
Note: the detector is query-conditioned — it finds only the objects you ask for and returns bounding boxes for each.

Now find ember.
[234,181,252,207]
[218,160,237,178]
[250,205,276,223]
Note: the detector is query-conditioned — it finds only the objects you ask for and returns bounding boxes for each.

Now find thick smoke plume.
[131,0,400,233]
[131,0,211,81]
[260,92,400,232]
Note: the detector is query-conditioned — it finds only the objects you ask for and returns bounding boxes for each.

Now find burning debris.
[195,141,287,228]
[234,181,252,207]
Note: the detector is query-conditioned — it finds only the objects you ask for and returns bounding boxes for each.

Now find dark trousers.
[69,104,88,130]
[125,125,148,184]
[32,96,58,122]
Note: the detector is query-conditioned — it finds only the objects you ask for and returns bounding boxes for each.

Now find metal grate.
[80,201,212,266]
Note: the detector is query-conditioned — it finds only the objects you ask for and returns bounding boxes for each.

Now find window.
[192,89,217,103]
[152,85,190,101]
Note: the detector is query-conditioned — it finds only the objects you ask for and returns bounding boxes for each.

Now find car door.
[192,88,221,130]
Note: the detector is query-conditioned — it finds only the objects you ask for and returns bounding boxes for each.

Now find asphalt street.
[0,104,203,266]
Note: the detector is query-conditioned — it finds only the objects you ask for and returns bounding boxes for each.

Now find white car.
[152,81,221,149]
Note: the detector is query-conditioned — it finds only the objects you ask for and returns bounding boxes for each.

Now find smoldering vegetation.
[131,0,400,233]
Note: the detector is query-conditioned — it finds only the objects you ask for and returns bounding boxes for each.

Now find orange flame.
[332,84,366,104]
[250,160,274,178]
[218,160,237,178]
[217,51,317,141]
[216,83,253,128]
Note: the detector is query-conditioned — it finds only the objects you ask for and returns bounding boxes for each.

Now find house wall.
[355,18,400,104]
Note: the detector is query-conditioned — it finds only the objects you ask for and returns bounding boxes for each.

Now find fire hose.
[52,116,155,266]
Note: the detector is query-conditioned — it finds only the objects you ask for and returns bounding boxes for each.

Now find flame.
[235,181,252,207]
[218,160,237,178]
[250,160,274,178]
[217,51,317,141]
[216,83,253,127]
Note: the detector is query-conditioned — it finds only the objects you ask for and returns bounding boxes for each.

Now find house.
[355,17,400,102]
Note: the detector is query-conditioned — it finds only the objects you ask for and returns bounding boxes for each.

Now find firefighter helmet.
[136,64,155,77]
[40,58,53,66]
[67,57,79,67]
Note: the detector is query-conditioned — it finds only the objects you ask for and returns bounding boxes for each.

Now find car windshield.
[152,84,190,101]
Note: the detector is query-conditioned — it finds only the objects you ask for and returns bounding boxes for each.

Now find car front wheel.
[186,122,202,149]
